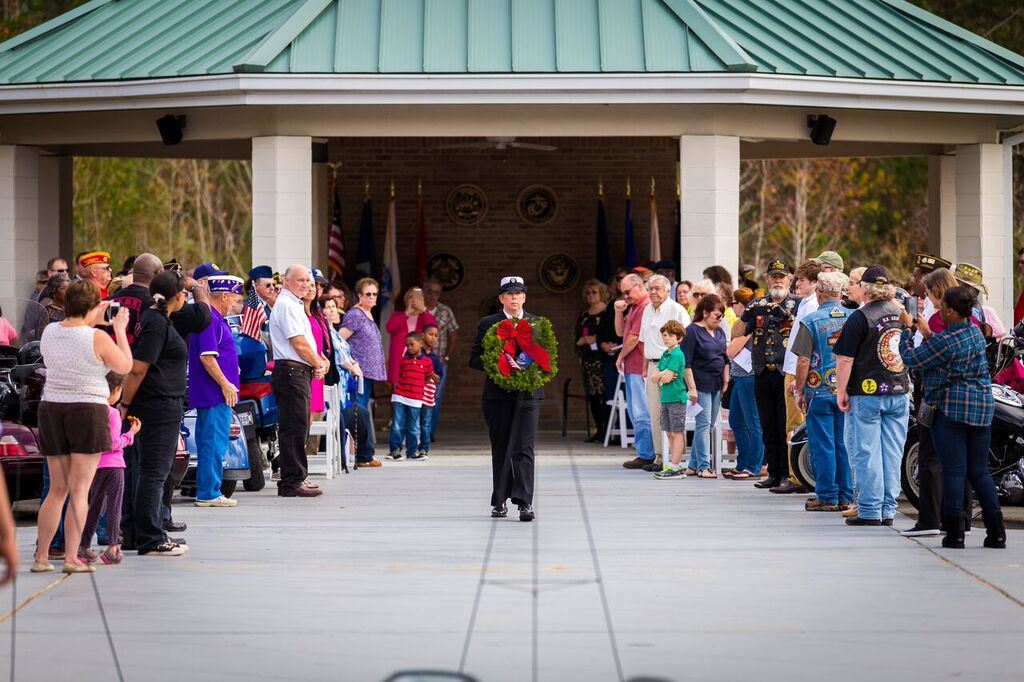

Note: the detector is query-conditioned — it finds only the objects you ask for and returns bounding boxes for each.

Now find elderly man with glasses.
[638,274,691,471]
[614,273,657,470]
[79,251,113,298]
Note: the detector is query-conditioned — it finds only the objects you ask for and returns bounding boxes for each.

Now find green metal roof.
[1,0,1024,85]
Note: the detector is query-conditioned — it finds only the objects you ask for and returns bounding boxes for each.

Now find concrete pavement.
[1,441,1021,681]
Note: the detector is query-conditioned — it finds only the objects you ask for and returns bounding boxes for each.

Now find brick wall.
[328,137,680,425]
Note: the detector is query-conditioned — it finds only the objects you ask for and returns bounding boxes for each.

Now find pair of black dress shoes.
[491,503,534,522]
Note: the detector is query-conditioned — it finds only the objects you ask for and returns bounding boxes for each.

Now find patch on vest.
[876,328,905,373]
[861,378,877,394]
[878,382,891,395]
[810,352,821,369]
[824,368,837,389]
[807,371,821,388]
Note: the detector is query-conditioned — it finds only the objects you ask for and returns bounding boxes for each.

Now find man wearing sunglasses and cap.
[469,276,540,522]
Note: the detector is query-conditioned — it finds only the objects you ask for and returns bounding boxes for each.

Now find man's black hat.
[914,253,952,272]
[766,259,790,276]
[499,276,527,294]
[862,264,892,285]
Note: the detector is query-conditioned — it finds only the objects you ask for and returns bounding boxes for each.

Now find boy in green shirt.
[649,320,694,480]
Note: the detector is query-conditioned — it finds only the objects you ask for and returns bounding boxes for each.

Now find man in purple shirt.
[189,275,243,507]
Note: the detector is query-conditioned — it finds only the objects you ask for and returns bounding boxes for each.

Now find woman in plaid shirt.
[899,286,1005,550]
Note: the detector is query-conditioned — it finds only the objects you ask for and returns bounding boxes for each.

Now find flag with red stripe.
[240,285,267,341]
[328,183,346,280]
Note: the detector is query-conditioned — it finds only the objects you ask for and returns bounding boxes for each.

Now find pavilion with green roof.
[2,0,1024,319]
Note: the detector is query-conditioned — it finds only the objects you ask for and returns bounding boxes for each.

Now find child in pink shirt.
[79,372,141,565]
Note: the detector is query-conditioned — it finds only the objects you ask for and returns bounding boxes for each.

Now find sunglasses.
[711,312,724,320]
[692,291,706,298]
[361,291,379,297]
[54,268,68,273]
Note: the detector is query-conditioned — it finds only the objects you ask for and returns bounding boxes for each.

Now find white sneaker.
[195,496,238,508]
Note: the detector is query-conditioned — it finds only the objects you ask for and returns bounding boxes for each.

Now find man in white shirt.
[639,274,691,470]
[778,259,822,494]
[269,264,329,499]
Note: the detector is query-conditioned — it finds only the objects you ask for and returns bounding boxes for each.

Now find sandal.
[728,471,753,480]
[697,469,718,479]
[685,468,698,476]
[302,479,320,489]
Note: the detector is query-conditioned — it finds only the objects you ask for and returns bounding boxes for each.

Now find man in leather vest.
[791,272,854,512]
[741,259,801,489]
[834,265,911,527]
[469,276,541,522]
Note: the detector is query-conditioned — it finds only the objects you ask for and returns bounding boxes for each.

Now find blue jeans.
[805,395,853,505]
[930,411,1000,516]
[419,402,435,453]
[728,376,763,474]
[356,380,375,450]
[196,403,232,502]
[624,373,654,460]
[429,367,446,440]
[389,402,421,458]
[845,395,909,520]
[688,390,720,471]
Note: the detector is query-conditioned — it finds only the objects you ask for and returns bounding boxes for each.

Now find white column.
[679,135,739,282]
[955,143,1007,318]
[927,155,956,263]
[252,136,312,270]
[0,146,40,322]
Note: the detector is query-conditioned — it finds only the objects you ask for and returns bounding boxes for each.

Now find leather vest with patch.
[748,295,800,375]
[848,299,911,398]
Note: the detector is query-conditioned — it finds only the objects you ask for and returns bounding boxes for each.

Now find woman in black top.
[597,279,626,442]
[575,280,610,441]
[120,271,189,557]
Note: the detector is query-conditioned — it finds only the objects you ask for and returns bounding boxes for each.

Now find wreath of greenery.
[481,316,559,393]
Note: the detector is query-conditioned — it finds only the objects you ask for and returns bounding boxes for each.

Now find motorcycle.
[227,315,277,486]
[177,406,254,498]
[789,342,1024,507]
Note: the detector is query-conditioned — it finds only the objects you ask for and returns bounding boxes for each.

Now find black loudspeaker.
[807,114,836,146]
[156,115,186,146]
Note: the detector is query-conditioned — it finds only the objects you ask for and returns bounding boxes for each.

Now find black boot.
[982,510,1006,549]
[941,513,965,549]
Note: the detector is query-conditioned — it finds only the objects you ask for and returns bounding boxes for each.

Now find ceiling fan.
[436,136,558,152]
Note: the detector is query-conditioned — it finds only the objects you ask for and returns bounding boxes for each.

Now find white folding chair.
[309,385,343,478]
[603,371,633,448]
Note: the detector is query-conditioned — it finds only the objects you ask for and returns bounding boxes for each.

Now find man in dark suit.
[469,276,542,521]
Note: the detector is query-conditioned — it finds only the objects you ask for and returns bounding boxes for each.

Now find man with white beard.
[740,260,801,490]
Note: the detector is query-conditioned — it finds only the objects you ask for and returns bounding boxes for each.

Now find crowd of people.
[574,253,1008,550]
[0,248,463,572]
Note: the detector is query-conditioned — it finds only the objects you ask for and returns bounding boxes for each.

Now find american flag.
[328,183,346,280]
[240,285,267,341]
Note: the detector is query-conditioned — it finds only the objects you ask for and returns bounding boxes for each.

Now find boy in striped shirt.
[418,325,444,459]
[389,332,435,461]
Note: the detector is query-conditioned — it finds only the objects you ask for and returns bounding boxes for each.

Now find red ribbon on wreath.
[495,319,552,377]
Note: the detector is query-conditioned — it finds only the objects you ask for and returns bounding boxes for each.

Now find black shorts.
[37,402,111,456]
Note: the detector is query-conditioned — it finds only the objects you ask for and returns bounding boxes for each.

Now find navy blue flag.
[355,194,376,280]
[595,195,611,282]
[622,196,637,268]
[673,198,681,280]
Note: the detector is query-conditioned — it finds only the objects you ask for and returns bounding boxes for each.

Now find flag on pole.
[415,181,427,285]
[649,177,661,263]
[595,184,611,282]
[327,181,346,280]
[240,285,267,341]
[355,184,376,279]
[379,184,401,357]
[623,178,636,268]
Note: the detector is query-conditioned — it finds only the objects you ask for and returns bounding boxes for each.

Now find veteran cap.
[766,259,790,276]
[207,275,244,295]
[814,251,845,272]
[914,253,953,273]
[953,262,988,295]
[79,251,110,268]
[162,258,182,272]
[248,265,273,281]
[499,276,527,294]
[193,262,229,280]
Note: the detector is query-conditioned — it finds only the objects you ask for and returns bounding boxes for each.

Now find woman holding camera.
[33,279,132,573]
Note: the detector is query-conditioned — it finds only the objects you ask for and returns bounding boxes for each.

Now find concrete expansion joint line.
[898,530,1024,609]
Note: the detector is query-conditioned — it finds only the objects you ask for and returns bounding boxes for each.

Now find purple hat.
[207,275,244,295]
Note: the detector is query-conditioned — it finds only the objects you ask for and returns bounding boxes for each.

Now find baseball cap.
[193,262,228,280]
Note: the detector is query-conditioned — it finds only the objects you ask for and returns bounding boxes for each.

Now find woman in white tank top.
[32,279,133,574]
